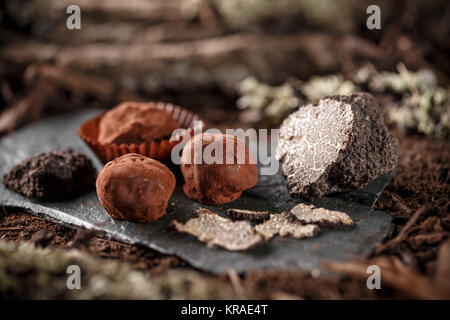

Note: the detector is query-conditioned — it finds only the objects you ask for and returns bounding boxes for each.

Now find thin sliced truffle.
[180,133,258,205]
[276,93,399,200]
[2,148,96,200]
[255,212,319,241]
[96,154,175,223]
[173,208,263,251]
[290,203,354,227]
[224,208,270,222]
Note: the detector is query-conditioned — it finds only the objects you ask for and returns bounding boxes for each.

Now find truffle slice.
[277,93,399,200]
[173,208,263,251]
[290,203,354,227]
[3,148,96,200]
[255,212,319,241]
[96,153,175,223]
[98,101,180,144]
[224,208,270,222]
[180,133,258,205]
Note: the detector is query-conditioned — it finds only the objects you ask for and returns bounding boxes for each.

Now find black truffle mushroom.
[276,93,399,200]
[3,149,96,200]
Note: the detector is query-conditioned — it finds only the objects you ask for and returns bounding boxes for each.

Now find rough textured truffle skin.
[3,148,96,200]
[96,153,175,223]
[180,133,258,205]
[97,101,180,144]
[276,93,399,200]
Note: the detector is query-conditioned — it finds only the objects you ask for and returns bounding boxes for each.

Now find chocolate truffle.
[276,93,399,200]
[180,133,258,205]
[96,153,175,223]
[2,148,96,200]
[97,101,180,145]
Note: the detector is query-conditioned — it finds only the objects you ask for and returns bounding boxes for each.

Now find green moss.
[0,240,240,299]
[236,75,358,126]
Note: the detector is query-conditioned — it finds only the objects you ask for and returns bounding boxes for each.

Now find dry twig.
[375,206,427,254]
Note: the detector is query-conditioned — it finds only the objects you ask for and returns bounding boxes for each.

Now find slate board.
[0,110,394,275]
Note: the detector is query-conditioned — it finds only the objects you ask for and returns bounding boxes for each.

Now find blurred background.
[0,0,449,299]
[0,0,449,136]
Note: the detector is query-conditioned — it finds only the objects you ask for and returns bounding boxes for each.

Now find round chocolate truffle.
[180,133,258,205]
[96,153,176,223]
[97,101,180,145]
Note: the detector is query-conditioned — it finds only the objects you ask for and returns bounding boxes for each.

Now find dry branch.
[0,80,56,135]
[325,256,450,299]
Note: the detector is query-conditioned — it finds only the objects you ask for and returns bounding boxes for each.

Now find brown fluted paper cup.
[77,102,204,164]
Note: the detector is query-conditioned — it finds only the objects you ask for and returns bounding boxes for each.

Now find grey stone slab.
[0,110,394,275]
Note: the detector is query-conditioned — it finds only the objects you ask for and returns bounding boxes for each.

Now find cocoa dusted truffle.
[173,208,263,251]
[97,101,180,145]
[277,93,399,200]
[96,153,175,223]
[180,133,258,205]
[254,212,319,241]
[3,148,96,200]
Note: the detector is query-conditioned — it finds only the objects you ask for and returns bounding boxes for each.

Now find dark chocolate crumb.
[3,148,96,200]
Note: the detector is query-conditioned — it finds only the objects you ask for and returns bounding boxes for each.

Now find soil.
[1,126,448,299]
[3,148,96,200]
